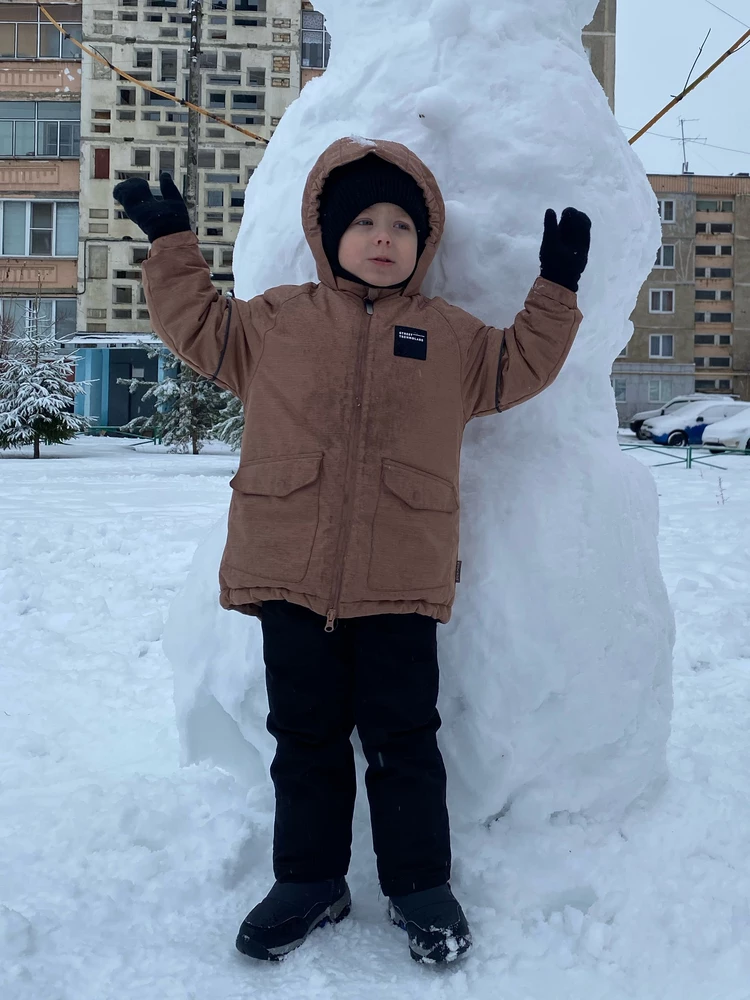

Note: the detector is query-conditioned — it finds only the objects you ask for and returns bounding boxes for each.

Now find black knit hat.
[319,153,431,286]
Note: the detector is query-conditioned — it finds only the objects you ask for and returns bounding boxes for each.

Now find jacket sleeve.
[463,278,583,419]
[141,230,270,398]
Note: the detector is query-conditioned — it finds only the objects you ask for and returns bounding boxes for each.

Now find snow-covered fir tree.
[0,298,90,459]
[211,393,244,451]
[118,342,234,454]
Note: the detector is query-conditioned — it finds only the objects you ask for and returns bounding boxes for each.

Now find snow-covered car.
[701,410,750,453]
[642,400,750,447]
[629,393,738,439]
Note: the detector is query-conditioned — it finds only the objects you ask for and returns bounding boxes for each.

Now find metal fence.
[619,439,750,470]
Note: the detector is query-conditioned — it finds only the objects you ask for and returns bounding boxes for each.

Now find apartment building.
[612,174,750,422]
[0,2,82,351]
[583,0,616,111]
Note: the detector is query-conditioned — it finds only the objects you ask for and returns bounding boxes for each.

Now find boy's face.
[337,202,419,287]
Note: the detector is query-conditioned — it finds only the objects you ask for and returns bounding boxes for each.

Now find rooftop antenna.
[679,117,700,173]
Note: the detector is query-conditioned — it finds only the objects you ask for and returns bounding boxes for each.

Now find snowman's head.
[303,138,445,294]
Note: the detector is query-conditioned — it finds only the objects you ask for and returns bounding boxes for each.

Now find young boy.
[114,137,589,965]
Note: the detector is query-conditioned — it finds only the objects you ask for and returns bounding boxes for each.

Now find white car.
[629,393,738,439]
[701,410,750,453]
[642,400,750,447]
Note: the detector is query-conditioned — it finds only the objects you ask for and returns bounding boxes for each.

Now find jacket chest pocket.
[227,453,323,583]
[368,459,459,592]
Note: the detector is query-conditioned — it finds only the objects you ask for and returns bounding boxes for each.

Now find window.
[650,289,674,314]
[0,4,83,60]
[198,150,216,169]
[302,9,331,69]
[719,335,732,345]
[696,245,717,256]
[695,290,716,301]
[720,291,733,301]
[159,149,175,175]
[136,49,153,68]
[118,88,136,105]
[655,245,675,268]
[160,49,178,80]
[247,67,265,86]
[695,312,706,323]
[224,52,241,71]
[230,190,244,207]
[696,200,734,213]
[0,101,81,158]
[611,378,626,402]
[94,147,110,178]
[650,334,674,358]
[711,268,732,279]
[694,357,705,367]
[208,92,226,107]
[206,189,224,207]
[710,313,732,323]
[696,223,707,234]
[711,223,733,234]
[695,268,706,278]
[145,88,176,105]
[113,286,133,304]
[0,200,78,256]
[657,199,675,222]
[695,334,714,344]
[232,92,264,109]
[720,246,733,256]
[0,297,76,340]
[133,148,151,167]
[221,249,233,267]
[132,247,149,265]
[222,151,240,169]
[648,379,674,404]
[200,51,218,69]
[709,357,731,368]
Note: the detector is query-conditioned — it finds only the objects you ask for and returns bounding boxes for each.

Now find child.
[113,137,589,965]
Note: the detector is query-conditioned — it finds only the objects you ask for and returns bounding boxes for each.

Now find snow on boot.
[388,884,472,964]
[235,878,351,961]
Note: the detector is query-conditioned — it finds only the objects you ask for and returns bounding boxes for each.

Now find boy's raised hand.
[113,171,192,243]
[539,207,591,293]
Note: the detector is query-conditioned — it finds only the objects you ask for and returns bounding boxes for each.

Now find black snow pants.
[260,599,451,898]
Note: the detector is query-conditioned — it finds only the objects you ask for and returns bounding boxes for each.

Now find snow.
[2,437,750,998]
[228,0,673,827]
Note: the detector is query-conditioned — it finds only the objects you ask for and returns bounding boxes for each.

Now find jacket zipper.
[325,296,374,632]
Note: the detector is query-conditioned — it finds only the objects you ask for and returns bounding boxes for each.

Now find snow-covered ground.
[2,436,750,999]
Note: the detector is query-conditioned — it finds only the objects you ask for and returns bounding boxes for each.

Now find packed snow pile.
[164,0,674,828]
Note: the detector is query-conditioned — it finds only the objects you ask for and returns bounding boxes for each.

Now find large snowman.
[164,0,673,841]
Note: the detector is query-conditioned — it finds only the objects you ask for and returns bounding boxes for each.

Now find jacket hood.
[302,137,446,298]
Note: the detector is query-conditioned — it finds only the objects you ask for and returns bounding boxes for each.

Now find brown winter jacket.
[142,137,583,629]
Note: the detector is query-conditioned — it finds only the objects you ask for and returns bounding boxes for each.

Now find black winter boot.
[389,884,472,964]
[236,878,351,961]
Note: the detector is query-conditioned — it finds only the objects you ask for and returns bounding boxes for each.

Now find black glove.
[539,207,591,293]
[113,171,191,243]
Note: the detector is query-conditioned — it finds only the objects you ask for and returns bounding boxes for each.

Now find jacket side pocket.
[226,452,323,583]
[368,458,459,592]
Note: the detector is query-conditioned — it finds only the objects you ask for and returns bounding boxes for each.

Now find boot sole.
[388,901,472,965]
[237,888,352,962]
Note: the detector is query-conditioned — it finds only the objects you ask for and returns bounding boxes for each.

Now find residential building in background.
[583,0,616,111]
[612,174,750,422]
[67,0,308,428]
[0,2,82,356]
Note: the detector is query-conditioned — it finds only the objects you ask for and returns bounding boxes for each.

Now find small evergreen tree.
[212,392,244,451]
[0,298,90,459]
[118,342,232,454]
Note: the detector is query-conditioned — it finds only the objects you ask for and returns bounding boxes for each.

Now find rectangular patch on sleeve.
[394,326,427,361]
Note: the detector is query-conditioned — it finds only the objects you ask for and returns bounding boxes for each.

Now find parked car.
[701,410,750,453]
[642,400,750,447]
[629,393,738,439]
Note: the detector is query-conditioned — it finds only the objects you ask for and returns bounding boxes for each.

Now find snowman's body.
[164,0,673,833]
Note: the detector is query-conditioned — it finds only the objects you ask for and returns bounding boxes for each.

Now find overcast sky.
[615,0,750,175]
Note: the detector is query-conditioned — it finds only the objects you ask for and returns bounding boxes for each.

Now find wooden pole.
[185,0,203,231]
